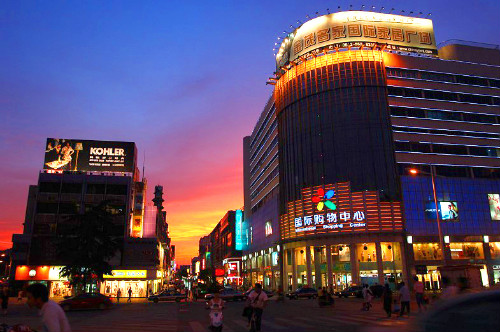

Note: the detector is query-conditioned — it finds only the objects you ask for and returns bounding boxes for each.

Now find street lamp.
[408,167,446,266]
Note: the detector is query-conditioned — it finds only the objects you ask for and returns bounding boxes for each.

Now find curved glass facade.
[275,50,401,213]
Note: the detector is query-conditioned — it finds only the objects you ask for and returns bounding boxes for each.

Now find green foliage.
[56,201,121,294]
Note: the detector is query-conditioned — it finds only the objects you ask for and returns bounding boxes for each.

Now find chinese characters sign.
[280,182,403,240]
[276,11,436,69]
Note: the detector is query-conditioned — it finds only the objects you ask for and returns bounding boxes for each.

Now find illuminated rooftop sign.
[276,11,436,69]
[280,182,403,240]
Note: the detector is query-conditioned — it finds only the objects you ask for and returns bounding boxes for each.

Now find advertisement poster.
[488,194,500,220]
[44,138,136,173]
[425,201,459,221]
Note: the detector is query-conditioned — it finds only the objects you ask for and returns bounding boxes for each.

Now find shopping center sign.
[280,182,403,240]
[276,11,436,69]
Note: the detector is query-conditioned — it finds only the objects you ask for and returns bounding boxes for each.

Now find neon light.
[235,210,243,250]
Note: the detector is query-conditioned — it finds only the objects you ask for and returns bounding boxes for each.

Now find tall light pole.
[408,167,446,267]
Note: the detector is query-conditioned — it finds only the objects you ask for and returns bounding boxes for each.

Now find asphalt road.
[1,297,415,332]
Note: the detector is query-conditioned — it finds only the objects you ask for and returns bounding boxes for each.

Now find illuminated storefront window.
[357,243,378,285]
[489,242,500,259]
[357,243,377,262]
[330,245,351,291]
[413,243,443,260]
[294,247,307,287]
[381,242,403,287]
[450,242,485,260]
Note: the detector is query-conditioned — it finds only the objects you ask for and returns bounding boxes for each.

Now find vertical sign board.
[235,210,243,250]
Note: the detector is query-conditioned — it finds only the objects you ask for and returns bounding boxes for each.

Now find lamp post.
[408,167,446,267]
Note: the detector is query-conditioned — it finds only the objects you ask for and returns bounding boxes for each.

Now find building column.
[306,246,312,287]
[483,242,495,287]
[326,245,333,287]
[291,249,297,291]
[401,241,411,287]
[350,244,360,285]
[314,247,322,289]
[375,242,385,285]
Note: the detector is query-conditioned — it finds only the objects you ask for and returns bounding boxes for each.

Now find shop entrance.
[50,281,72,297]
[102,280,148,297]
[332,273,351,291]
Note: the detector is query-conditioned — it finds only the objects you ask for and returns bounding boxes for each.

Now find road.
[1,297,417,332]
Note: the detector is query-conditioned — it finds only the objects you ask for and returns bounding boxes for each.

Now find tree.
[56,201,121,294]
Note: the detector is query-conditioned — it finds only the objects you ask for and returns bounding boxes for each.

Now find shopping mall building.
[242,11,500,292]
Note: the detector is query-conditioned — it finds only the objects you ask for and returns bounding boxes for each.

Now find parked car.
[148,290,186,303]
[287,287,318,299]
[59,293,113,311]
[204,288,246,301]
[244,289,274,298]
[336,286,363,298]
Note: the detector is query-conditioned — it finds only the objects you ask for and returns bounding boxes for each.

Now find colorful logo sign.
[312,188,336,211]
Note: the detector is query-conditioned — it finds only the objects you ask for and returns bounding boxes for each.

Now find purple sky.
[1,0,499,263]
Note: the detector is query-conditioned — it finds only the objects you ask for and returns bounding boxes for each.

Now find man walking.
[26,283,71,332]
[127,287,132,303]
[399,282,411,317]
[247,283,268,332]
[413,276,426,312]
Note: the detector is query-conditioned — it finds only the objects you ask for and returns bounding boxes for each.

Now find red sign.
[15,266,50,281]
[215,268,225,277]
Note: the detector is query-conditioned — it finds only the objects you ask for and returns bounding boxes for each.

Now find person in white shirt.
[247,283,268,332]
[398,282,411,317]
[26,283,72,332]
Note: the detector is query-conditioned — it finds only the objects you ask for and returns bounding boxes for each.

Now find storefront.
[280,182,407,292]
[15,266,72,297]
[242,246,281,291]
[100,269,162,297]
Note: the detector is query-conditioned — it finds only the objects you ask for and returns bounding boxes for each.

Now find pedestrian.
[398,282,411,317]
[127,287,132,303]
[17,289,23,303]
[207,291,224,332]
[26,283,71,332]
[247,283,268,332]
[362,284,373,311]
[117,288,122,303]
[413,276,426,312]
[1,287,9,315]
[382,283,393,318]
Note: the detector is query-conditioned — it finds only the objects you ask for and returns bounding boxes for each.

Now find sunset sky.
[2,0,499,265]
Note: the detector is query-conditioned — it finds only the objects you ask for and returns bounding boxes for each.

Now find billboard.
[276,11,436,69]
[488,194,500,220]
[44,138,136,173]
[280,182,403,240]
[424,201,459,221]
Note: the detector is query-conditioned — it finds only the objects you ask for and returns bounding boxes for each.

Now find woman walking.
[383,284,393,318]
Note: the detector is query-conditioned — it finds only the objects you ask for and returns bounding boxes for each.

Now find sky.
[1,0,499,264]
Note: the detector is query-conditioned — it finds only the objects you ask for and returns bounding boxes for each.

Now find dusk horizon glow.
[2,0,499,265]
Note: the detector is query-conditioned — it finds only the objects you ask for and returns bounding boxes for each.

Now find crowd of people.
[0,276,486,332]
